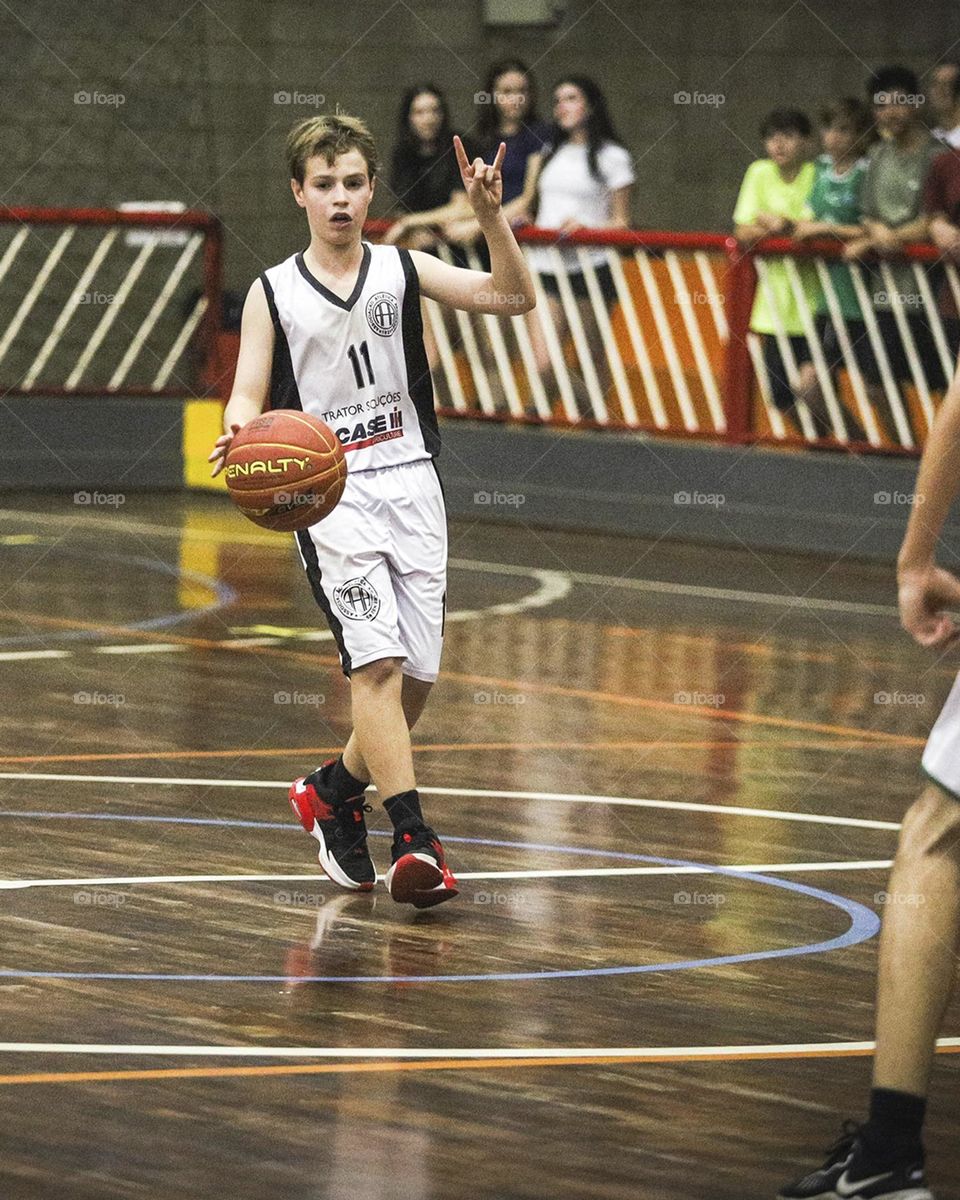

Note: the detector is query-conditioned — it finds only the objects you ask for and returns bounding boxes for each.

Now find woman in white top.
[525,76,635,419]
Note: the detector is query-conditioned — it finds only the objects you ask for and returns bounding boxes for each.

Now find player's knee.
[898,782,960,863]
[351,656,403,690]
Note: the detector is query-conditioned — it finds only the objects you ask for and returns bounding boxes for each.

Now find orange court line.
[1,1044,958,1087]
[0,738,887,766]
[2,609,926,747]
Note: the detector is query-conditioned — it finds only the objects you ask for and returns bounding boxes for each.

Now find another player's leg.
[776,780,960,1200]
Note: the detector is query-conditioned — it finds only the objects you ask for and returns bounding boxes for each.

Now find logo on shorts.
[365,292,399,337]
[333,577,381,621]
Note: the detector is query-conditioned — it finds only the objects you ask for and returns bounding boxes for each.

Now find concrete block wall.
[4,0,957,291]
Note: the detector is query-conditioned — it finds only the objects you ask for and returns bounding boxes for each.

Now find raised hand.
[453,134,505,221]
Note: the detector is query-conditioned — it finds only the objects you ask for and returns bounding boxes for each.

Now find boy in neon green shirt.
[734,109,821,432]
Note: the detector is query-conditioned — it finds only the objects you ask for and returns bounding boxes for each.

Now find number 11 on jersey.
[347,340,375,389]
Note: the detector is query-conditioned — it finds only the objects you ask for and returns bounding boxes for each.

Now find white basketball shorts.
[923,670,960,800]
[294,457,447,682]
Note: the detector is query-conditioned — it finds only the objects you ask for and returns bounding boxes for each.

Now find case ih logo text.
[336,409,404,452]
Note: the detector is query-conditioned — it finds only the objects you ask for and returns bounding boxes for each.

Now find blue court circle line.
[0,810,881,984]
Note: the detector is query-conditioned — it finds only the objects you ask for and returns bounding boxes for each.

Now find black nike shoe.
[384,824,459,908]
[777,1121,932,1199]
[288,760,376,891]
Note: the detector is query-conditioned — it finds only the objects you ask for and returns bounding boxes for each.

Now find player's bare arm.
[208,279,274,477]
[897,359,960,648]
[410,135,535,316]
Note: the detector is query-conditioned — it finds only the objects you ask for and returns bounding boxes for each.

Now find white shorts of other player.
[295,457,447,682]
[923,670,960,800]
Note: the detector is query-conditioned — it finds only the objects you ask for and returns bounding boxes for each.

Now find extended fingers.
[453,134,470,174]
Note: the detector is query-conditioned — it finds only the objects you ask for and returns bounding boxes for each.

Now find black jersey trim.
[295,242,371,312]
[398,247,440,458]
[259,272,303,411]
[295,530,353,677]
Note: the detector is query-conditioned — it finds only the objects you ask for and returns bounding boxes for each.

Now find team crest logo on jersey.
[365,292,399,337]
[333,577,381,621]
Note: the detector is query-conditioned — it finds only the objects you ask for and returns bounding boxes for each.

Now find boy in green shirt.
[734,110,821,433]
[792,97,874,439]
[843,66,947,425]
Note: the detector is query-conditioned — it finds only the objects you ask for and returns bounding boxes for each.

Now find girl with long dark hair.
[383,84,468,249]
[525,76,635,417]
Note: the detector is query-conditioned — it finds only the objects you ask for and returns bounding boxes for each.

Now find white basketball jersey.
[260,242,439,471]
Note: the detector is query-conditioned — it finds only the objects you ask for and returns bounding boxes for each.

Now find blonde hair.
[286,114,381,184]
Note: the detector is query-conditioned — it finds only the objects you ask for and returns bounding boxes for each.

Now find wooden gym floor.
[0,490,957,1199]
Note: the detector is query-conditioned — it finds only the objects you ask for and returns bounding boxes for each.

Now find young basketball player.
[209,114,534,907]
[777,360,960,1197]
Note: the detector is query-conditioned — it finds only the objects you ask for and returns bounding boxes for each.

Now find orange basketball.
[224,410,347,533]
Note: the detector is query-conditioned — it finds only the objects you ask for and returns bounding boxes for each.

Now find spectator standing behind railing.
[929,58,960,149]
[443,59,551,253]
[844,67,948,422]
[733,109,822,434]
[523,75,635,416]
[792,98,874,440]
[923,138,960,356]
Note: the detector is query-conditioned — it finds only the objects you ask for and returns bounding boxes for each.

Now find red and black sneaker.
[384,824,459,908]
[288,760,376,892]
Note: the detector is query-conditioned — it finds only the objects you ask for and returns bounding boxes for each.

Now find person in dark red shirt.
[925,147,960,343]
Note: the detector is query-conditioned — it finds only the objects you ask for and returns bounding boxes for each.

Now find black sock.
[327,755,368,806]
[860,1087,926,1165]
[383,789,424,831]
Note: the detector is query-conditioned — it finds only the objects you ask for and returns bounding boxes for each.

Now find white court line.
[3,563,571,658]
[0,862,894,890]
[0,1039,958,1059]
[0,650,72,661]
[0,775,903,831]
[95,644,186,655]
[0,505,900,621]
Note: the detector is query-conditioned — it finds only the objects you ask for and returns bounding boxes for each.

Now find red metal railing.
[0,206,223,397]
